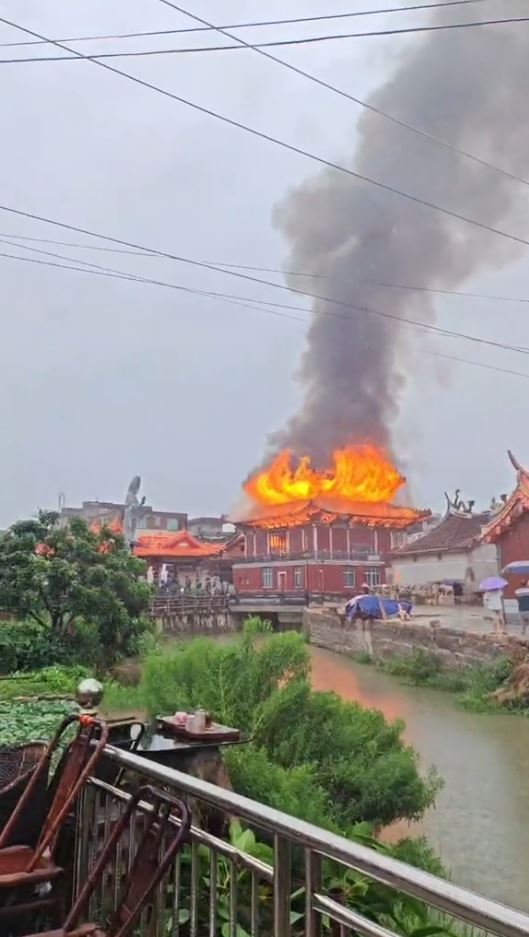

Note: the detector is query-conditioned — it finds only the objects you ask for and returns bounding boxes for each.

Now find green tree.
[255,679,441,829]
[142,624,310,730]
[0,511,152,661]
[141,627,440,830]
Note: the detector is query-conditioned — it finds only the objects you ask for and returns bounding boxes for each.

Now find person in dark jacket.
[516,581,529,635]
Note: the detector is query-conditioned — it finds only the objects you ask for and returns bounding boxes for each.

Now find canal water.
[310,645,529,911]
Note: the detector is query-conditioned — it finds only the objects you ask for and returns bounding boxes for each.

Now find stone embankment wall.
[304,607,528,669]
[153,606,238,637]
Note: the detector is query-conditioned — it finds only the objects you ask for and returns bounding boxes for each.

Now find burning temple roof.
[481,451,529,543]
[134,530,223,559]
[233,496,429,531]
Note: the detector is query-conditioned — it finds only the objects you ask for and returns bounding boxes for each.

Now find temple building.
[134,530,228,591]
[232,496,429,600]
[389,493,497,589]
[481,451,529,605]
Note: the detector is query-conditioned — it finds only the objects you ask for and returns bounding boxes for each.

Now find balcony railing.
[151,594,231,616]
[234,550,382,564]
[73,745,529,937]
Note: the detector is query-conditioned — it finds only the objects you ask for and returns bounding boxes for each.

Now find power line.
[0,0,504,48]
[0,232,320,278]
[367,279,529,303]
[3,15,529,65]
[2,242,529,382]
[8,10,529,200]
[6,232,529,302]
[2,226,529,360]
[4,16,529,256]
[161,2,529,193]
[5,196,529,360]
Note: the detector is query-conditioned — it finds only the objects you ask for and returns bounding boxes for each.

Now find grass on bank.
[352,649,518,713]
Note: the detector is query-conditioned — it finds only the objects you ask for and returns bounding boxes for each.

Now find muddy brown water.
[310,645,529,910]
[163,633,529,909]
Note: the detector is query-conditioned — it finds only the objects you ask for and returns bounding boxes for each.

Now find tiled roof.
[233,498,429,530]
[392,510,491,557]
[481,451,529,543]
[134,530,222,559]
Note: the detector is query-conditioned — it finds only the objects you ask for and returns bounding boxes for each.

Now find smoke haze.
[270,0,529,464]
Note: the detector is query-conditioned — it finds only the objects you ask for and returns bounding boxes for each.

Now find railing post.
[273,833,291,937]
[73,782,96,902]
[305,848,322,937]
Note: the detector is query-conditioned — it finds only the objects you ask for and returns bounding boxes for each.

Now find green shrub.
[458,657,513,712]
[224,745,335,830]
[0,699,76,745]
[141,630,440,830]
[0,665,88,700]
[0,620,66,672]
[254,679,441,828]
[384,649,443,686]
[141,627,309,729]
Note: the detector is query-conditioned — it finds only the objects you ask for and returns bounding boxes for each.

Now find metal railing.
[234,550,380,564]
[73,745,529,937]
[151,595,231,615]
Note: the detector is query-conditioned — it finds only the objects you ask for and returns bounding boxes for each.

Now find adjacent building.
[188,516,228,541]
[481,451,529,604]
[232,497,429,600]
[59,500,187,533]
[389,494,497,589]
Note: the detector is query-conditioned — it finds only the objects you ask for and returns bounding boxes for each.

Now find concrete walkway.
[414,604,524,636]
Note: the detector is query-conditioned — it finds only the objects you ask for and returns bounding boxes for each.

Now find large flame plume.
[244,444,404,508]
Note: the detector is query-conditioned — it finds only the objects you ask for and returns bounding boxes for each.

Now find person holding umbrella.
[515,581,529,635]
[480,576,508,634]
[502,562,529,636]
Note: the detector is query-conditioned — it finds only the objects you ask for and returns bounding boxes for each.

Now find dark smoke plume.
[269,0,528,464]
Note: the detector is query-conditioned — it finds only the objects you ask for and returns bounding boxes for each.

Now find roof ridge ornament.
[445,489,475,516]
[508,450,528,476]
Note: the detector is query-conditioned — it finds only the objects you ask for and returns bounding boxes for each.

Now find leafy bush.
[0,618,113,674]
[254,679,441,828]
[375,651,513,710]
[0,620,67,673]
[383,649,443,687]
[141,629,439,831]
[458,657,513,712]
[224,745,335,830]
[0,665,88,700]
[0,699,76,746]
[0,512,152,664]
[141,626,309,729]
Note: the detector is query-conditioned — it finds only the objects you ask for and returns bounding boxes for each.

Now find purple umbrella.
[479,576,508,592]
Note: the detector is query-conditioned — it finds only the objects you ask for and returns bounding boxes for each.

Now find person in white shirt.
[483,589,506,634]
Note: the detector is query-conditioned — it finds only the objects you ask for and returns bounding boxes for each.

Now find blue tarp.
[345,595,413,620]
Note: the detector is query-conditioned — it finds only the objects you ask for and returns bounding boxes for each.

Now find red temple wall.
[233,561,386,596]
[496,513,529,597]
[241,520,392,568]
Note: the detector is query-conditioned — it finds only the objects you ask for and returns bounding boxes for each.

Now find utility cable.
[4,14,529,258]
[4,199,529,362]
[3,246,529,382]
[6,232,529,302]
[0,232,320,277]
[2,231,529,359]
[4,15,529,65]
[0,0,505,48]
[160,1,529,192]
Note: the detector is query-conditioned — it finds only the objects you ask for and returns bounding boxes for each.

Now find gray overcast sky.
[1,0,528,526]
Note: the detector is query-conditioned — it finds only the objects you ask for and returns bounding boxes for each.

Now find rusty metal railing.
[73,746,529,937]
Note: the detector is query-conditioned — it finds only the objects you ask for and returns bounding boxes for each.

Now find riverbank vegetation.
[0,513,152,668]
[0,620,459,937]
[354,648,519,713]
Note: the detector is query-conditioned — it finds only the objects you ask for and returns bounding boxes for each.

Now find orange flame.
[244,445,405,507]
